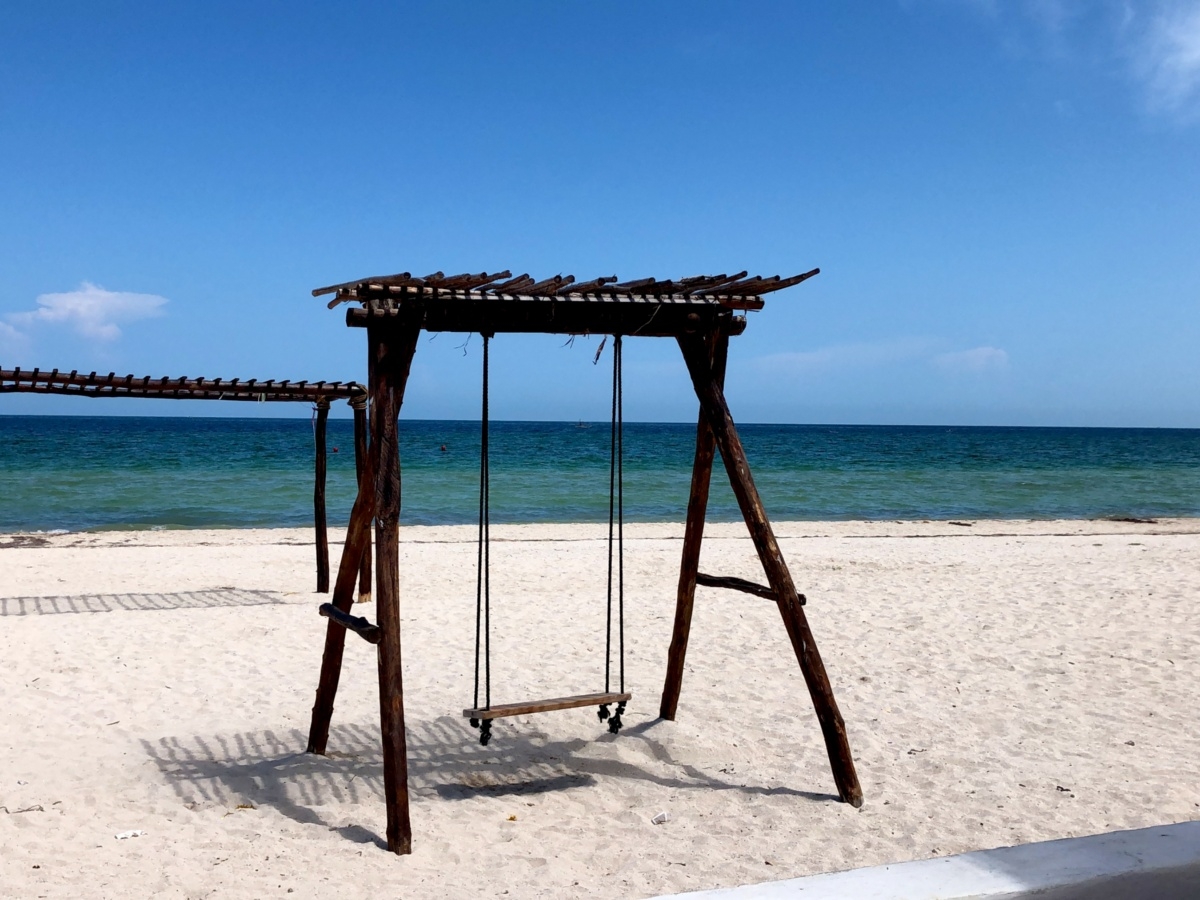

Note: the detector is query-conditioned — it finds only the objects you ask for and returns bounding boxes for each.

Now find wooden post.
[305,440,378,754]
[660,330,729,720]
[314,399,331,593]
[352,398,372,604]
[370,318,422,855]
[677,332,864,808]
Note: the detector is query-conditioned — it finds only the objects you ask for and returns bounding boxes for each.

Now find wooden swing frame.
[304,269,863,855]
[0,366,368,594]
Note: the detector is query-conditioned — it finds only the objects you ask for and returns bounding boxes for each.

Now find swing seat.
[463,691,631,721]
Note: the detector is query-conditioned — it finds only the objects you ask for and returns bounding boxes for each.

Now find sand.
[2,518,1198,899]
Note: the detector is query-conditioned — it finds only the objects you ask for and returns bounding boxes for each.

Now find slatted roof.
[1,368,366,404]
[315,268,818,337]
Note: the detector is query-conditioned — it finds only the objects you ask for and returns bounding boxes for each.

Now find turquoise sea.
[1,416,1198,531]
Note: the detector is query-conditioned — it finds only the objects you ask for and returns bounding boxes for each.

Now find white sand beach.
[2,519,1198,899]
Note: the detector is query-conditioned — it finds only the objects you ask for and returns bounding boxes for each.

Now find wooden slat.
[463,691,631,720]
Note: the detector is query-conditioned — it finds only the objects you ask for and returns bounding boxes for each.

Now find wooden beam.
[352,399,372,604]
[370,316,423,856]
[463,691,632,721]
[347,298,749,338]
[659,330,728,720]
[314,400,330,593]
[319,602,381,643]
[677,332,864,809]
[305,446,378,755]
[695,572,786,602]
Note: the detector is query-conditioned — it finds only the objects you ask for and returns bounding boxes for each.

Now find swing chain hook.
[607,701,626,735]
[473,718,492,746]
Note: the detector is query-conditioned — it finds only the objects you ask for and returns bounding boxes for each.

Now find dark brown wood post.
[677,333,864,808]
[305,435,379,755]
[370,317,423,855]
[352,396,372,604]
[314,399,331,593]
[660,329,729,720]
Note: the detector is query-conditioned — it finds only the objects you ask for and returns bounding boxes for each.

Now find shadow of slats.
[0,589,287,616]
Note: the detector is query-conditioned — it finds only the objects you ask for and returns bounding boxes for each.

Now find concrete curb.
[655,821,1200,899]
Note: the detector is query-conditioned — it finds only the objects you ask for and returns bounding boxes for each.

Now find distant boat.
[575,421,591,429]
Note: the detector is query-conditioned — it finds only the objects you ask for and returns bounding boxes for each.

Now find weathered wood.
[370,316,423,855]
[660,330,729,721]
[314,400,330,593]
[0,368,365,404]
[677,332,864,809]
[346,297,751,337]
[318,602,381,644]
[305,442,379,755]
[463,691,632,720]
[352,400,372,604]
[695,572,791,602]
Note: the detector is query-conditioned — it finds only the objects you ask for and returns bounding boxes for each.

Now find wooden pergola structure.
[0,366,368,594]
[305,268,864,855]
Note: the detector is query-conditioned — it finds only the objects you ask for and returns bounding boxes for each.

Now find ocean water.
[1,416,1198,531]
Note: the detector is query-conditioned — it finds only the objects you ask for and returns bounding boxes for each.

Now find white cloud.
[752,338,1009,379]
[6,282,168,342]
[754,338,935,375]
[0,319,28,354]
[907,0,1200,120]
[933,345,1010,372]
[1134,1,1200,117]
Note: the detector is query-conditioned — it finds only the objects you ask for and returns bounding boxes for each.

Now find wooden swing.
[304,268,863,856]
[462,333,631,744]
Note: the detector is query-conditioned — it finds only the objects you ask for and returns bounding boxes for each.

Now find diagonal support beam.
[305,421,379,755]
[660,330,728,720]
[677,332,864,808]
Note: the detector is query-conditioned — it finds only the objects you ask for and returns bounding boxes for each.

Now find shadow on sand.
[141,715,838,848]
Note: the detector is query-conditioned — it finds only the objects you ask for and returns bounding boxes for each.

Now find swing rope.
[600,335,626,733]
[470,332,627,745]
[471,334,493,745]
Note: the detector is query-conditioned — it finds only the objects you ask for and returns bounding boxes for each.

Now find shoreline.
[3,517,1198,898]
[4,515,1200,547]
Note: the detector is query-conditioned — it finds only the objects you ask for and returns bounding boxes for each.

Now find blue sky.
[1,1,1198,426]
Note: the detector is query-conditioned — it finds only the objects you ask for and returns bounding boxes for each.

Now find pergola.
[304,269,864,855]
[1,366,368,594]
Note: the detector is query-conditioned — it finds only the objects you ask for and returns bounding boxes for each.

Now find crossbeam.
[318,602,381,644]
[347,296,749,338]
[695,572,799,602]
[463,691,632,721]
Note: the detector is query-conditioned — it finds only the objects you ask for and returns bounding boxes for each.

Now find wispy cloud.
[753,337,1008,377]
[933,345,1009,373]
[6,282,168,342]
[907,0,1200,120]
[754,338,935,375]
[1133,1,1200,117]
[0,319,28,354]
